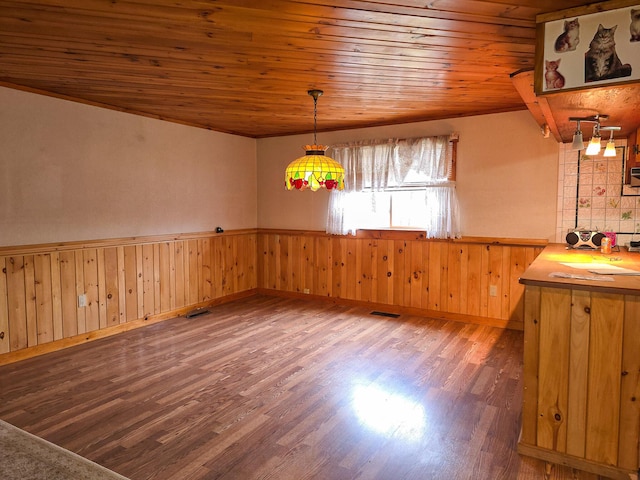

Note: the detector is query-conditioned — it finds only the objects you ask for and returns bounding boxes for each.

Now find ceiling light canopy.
[285,90,345,191]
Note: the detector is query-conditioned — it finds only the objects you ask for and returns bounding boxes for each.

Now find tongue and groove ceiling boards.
[0,1,607,137]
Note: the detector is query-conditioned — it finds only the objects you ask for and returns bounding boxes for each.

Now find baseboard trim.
[517,441,637,480]
[256,288,519,330]
[0,289,257,367]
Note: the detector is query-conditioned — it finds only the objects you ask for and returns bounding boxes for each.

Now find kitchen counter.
[518,243,640,480]
[519,243,640,295]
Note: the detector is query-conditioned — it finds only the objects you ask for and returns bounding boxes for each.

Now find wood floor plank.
[0,294,612,480]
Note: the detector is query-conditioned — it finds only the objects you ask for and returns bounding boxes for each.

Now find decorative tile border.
[556,142,640,246]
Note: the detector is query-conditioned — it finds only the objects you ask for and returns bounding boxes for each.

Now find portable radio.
[565,230,605,249]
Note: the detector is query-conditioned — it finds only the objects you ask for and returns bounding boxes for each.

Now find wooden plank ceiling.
[0,0,599,138]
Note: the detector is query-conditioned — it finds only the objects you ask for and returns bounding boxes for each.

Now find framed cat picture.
[535,0,640,95]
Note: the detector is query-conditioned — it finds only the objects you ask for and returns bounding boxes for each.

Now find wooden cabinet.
[626,126,640,185]
[519,245,640,480]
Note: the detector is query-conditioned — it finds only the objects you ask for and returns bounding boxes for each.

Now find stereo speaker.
[565,230,605,249]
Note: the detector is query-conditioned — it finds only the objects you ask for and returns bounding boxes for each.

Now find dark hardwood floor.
[0,295,604,479]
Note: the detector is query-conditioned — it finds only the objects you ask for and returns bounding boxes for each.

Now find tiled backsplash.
[556,141,640,246]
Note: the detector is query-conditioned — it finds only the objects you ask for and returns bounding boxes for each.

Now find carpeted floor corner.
[0,419,129,480]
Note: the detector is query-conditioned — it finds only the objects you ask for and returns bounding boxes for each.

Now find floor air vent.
[370,311,400,318]
[185,307,210,318]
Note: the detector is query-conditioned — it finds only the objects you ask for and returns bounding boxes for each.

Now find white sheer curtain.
[326,135,461,238]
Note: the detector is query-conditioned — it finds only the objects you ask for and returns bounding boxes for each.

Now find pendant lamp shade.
[585,123,601,156]
[585,135,601,156]
[571,130,584,150]
[603,129,617,157]
[571,120,584,150]
[285,144,345,191]
[284,90,345,191]
[603,140,616,157]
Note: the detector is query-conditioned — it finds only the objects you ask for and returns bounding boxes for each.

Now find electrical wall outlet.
[489,285,498,297]
[78,294,87,308]
[303,288,310,294]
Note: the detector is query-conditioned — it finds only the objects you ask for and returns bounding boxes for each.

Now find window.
[326,135,460,238]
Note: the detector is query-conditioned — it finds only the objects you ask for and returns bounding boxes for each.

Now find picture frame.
[535,0,640,95]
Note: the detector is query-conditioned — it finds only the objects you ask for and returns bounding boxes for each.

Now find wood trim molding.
[0,229,259,256]
[257,288,519,330]
[257,228,549,247]
[517,441,637,480]
[453,236,549,247]
[535,0,640,23]
[2,227,549,258]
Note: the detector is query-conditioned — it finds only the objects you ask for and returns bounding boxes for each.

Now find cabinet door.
[625,126,639,184]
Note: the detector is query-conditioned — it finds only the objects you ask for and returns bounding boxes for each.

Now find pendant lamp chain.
[310,89,321,146]
[283,89,345,191]
[313,95,318,145]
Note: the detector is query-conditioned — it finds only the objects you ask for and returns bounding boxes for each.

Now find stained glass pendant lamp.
[285,90,345,191]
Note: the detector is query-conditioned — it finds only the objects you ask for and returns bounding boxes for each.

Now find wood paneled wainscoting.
[0,229,545,365]
[0,230,257,365]
[257,230,546,331]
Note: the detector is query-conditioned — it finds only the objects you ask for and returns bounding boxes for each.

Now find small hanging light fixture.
[285,90,344,191]
[604,130,616,157]
[602,126,621,157]
[585,123,602,156]
[571,120,584,150]
[569,114,619,157]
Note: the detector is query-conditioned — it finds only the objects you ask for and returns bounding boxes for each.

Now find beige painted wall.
[257,110,559,240]
[1,87,558,246]
[0,87,257,247]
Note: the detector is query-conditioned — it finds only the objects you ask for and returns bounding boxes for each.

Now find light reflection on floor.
[351,383,427,441]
